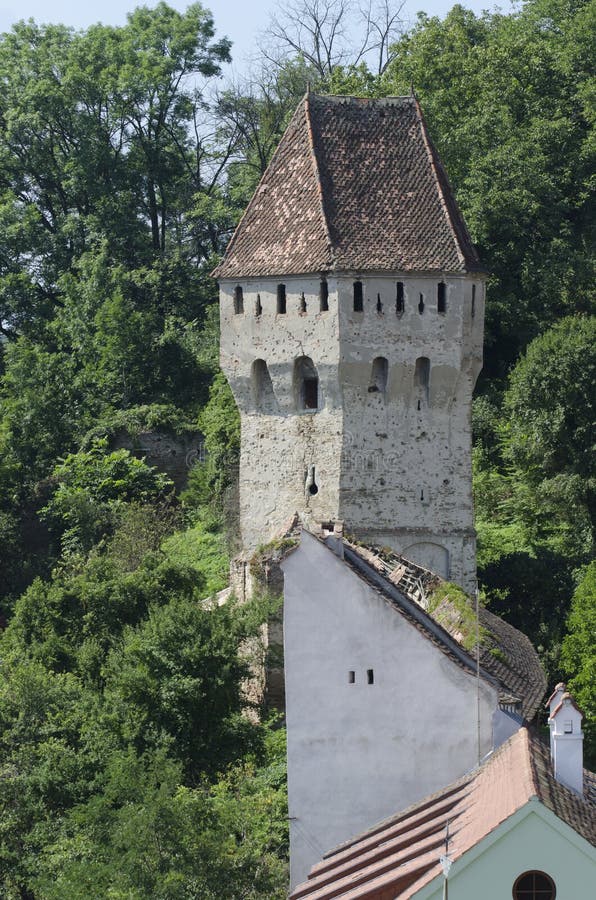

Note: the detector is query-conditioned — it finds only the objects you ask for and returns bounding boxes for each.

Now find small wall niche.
[437,282,447,314]
[233,285,244,314]
[396,282,404,316]
[368,356,388,394]
[348,670,356,684]
[320,280,329,312]
[251,359,276,411]
[277,283,286,314]
[294,356,320,411]
[414,356,430,404]
[353,281,364,312]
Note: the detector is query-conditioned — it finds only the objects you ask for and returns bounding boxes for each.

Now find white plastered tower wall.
[219,271,485,591]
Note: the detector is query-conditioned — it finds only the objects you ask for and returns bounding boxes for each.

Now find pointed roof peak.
[213,93,484,280]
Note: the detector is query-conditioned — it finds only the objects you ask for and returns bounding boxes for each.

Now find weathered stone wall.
[111,428,203,491]
[219,272,485,590]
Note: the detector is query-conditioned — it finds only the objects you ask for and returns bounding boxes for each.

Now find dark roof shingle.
[213,94,483,279]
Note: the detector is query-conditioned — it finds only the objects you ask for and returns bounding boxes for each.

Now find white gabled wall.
[282,532,499,889]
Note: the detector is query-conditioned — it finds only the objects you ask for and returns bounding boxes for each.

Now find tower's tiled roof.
[213,94,483,279]
[290,728,596,899]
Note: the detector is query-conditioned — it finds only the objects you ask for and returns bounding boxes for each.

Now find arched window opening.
[277,283,286,314]
[369,357,388,394]
[294,356,320,411]
[418,293,425,314]
[437,282,447,314]
[255,294,262,317]
[376,293,383,314]
[512,871,556,900]
[353,281,363,312]
[252,359,276,411]
[414,356,430,404]
[320,280,329,312]
[471,284,476,319]
[396,282,404,316]
[234,285,244,314]
[299,292,307,313]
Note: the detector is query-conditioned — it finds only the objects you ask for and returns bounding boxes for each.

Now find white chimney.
[549,691,584,795]
[546,682,566,758]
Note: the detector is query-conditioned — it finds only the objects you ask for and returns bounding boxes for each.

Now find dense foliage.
[0,0,593,895]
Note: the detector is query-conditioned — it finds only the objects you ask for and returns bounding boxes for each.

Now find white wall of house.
[282,531,499,888]
[414,802,596,900]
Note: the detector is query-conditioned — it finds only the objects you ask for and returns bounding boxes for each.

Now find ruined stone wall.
[219,273,485,589]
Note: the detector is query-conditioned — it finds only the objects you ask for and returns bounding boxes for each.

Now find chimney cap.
[550,693,583,720]
[545,682,567,707]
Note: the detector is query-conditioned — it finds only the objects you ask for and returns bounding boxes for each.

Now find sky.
[0,0,509,75]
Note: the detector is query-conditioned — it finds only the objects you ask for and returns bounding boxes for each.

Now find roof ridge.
[304,94,335,270]
[412,96,467,271]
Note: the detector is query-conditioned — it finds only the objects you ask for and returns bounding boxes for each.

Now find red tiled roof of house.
[212,94,484,279]
[291,728,596,900]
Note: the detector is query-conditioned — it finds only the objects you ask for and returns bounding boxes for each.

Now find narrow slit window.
[299,292,307,313]
[348,671,355,684]
[353,281,363,312]
[277,284,286,314]
[369,357,388,393]
[303,378,318,409]
[320,280,329,312]
[471,284,476,318]
[255,294,262,316]
[306,464,319,495]
[376,293,383,314]
[367,669,374,685]
[396,282,404,315]
[418,293,424,314]
[437,282,446,314]
[234,285,244,314]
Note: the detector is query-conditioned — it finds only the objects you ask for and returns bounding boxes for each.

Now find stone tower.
[213,93,486,591]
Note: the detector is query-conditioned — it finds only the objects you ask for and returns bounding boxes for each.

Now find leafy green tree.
[562,563,596,768]
[383,0,595,376]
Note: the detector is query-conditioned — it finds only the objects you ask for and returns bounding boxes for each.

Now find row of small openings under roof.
[233,282,478,317]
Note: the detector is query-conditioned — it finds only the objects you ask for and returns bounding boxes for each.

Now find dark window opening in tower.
[418,293,425,314]
[295,356,320,411]
[255,294,262,316]
[234,285,244,314]
[277,283,286,314]
[415,356,430,403]
[471,284,476,318]
[367,669,374,684]
[353,281,363,312]
[320,280,329,311]
[437,282,447,313]
[299,292,307,313]
[348,670,356,684]
[376,293,383,314]
[396,282,404,315]
[369,357,388,393]
[252,358,276,411]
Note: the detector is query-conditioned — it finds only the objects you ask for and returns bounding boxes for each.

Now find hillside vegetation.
[0,0,593,896]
